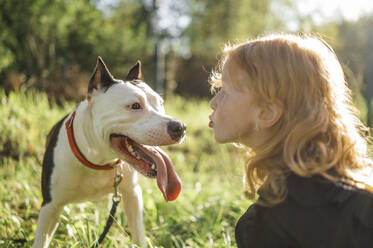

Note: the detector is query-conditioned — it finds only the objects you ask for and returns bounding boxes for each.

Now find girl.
[208,34,373,247]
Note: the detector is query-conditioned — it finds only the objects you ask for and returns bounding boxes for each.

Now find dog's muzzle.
[167,120,186,142]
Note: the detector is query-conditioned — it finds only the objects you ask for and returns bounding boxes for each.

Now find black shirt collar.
[286,173,356,207]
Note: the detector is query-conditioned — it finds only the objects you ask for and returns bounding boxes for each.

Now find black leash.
[91,197,121,248]
[91,163,124,248]
[4,238,27,247]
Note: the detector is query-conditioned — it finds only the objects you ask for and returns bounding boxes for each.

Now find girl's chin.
[214,138,226,144]
[214,131,250,145]
[214,133,232,144]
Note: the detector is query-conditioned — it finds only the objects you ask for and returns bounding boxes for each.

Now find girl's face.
[209,60,260,145]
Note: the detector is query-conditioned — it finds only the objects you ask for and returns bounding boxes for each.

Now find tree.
[0,0,152,98]
[173,0,289,97]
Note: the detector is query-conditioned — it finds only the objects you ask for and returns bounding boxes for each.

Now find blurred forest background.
[1,0,373,246]
[1,0,373,123]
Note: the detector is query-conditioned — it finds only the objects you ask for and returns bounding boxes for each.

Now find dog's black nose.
[167,120,186,141]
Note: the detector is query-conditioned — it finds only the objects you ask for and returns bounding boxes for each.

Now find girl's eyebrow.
[212,86,222,95]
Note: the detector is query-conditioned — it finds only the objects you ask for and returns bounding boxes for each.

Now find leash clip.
[113,161,124,203]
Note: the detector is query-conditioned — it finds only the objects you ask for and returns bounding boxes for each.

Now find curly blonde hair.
[210,34,373,205]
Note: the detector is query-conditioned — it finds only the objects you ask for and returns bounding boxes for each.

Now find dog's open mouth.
[110,134,181,201]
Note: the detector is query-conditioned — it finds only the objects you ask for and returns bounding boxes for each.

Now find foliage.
[2,0,371,103]
[0,0,98,85]
[0,90,250,247]
[308,16,373,125]
[0,0,152,92]
[1,0,373,246]
[186,0,287,59]
[0,0,295,98]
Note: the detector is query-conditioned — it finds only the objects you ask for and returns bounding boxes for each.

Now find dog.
[32,57,186,248]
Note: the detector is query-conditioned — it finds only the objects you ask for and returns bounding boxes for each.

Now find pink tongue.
[142,146,181,201]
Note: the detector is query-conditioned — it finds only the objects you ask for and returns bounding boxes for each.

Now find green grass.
[0,89,251,247]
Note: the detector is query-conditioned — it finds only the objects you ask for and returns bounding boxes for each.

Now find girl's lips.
[209,115,214,128]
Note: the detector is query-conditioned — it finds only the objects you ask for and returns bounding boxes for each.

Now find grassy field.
[0,89,250,247]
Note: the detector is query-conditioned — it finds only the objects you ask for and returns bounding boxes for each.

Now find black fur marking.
[41,114,68,206]
[129,79,142,85]
[88,57,118,96]
[100,72,117,91]
[103,79,122,92]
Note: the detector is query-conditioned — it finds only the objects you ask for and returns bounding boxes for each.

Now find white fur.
[32,81,179,248]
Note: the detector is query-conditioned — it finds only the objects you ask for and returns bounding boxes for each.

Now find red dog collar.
[65,111,122,170]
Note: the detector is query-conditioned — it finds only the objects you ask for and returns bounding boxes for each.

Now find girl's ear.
[257,100,283,129]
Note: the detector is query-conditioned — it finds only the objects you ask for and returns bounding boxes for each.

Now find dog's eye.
[131,103,142,109]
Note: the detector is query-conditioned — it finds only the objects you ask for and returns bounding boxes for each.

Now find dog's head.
[87,57,186,201]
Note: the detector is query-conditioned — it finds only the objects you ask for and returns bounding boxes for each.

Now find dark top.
[235,174,373,248]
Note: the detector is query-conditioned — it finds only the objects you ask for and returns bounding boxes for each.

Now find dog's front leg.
[32,202,63,248]
[120,183,146,246]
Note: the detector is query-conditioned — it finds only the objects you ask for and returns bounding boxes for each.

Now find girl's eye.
[214,87,222,96]
[131,103,142,109]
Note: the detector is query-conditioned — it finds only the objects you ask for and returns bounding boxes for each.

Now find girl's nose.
[209,95,217,110]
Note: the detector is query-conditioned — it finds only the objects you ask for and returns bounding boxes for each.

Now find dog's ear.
[87,57,116,100]
[125,61,143,81]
